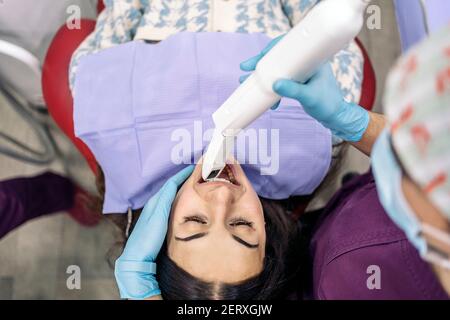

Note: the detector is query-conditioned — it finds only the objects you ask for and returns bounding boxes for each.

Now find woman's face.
[167,159,266,283]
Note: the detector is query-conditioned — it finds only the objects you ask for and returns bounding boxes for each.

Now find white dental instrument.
[202,0,371,181]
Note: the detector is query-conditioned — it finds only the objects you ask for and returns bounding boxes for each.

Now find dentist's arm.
[351,111,386,156]
[271,65,386,156]
[240,37,385,156]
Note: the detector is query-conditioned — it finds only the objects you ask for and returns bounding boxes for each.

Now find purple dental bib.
[74,32,331,214]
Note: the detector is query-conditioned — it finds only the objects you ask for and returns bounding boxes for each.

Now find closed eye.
[183,215,207,224]
[229,217,254,228]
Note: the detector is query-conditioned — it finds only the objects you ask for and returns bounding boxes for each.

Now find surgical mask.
[372,129,450,270]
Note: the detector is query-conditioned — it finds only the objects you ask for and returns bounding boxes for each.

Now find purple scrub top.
[309,171,449,300]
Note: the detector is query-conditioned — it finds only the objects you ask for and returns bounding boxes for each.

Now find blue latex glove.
[240,36,370,142]
[114,166,194,299]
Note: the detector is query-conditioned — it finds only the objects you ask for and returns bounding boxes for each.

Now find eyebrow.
[175,233,259,249]
[232,235,259,249]
[175,233,208,242]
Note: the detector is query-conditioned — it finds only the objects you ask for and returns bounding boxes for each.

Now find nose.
[205,184,236,205]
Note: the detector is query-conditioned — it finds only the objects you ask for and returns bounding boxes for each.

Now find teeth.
[227,168,235,183]
[209,178,232,184]
[202,165,238,185]
[230,167,237,183]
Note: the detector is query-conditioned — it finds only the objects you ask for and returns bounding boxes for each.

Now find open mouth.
[199,164,239,186]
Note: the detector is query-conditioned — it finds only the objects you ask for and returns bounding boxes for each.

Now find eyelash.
[229,218,253,228]
[184,216,207,224]
[183,216,253,228]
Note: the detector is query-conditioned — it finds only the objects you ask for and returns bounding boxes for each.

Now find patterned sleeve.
[281,0,364,104]
[69,0,146,91]
[281,0,320,26]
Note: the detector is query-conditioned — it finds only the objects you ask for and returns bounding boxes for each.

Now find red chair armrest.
[42,20,98,174]
[355,38,377,111]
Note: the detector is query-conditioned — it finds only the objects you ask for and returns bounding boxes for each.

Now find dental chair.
[42,2,104,174]
[42,1,376,217]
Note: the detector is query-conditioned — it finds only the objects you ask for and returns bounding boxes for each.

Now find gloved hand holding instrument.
[114,166,194,300]
[240,37,370,143]
[201,0,372,181]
